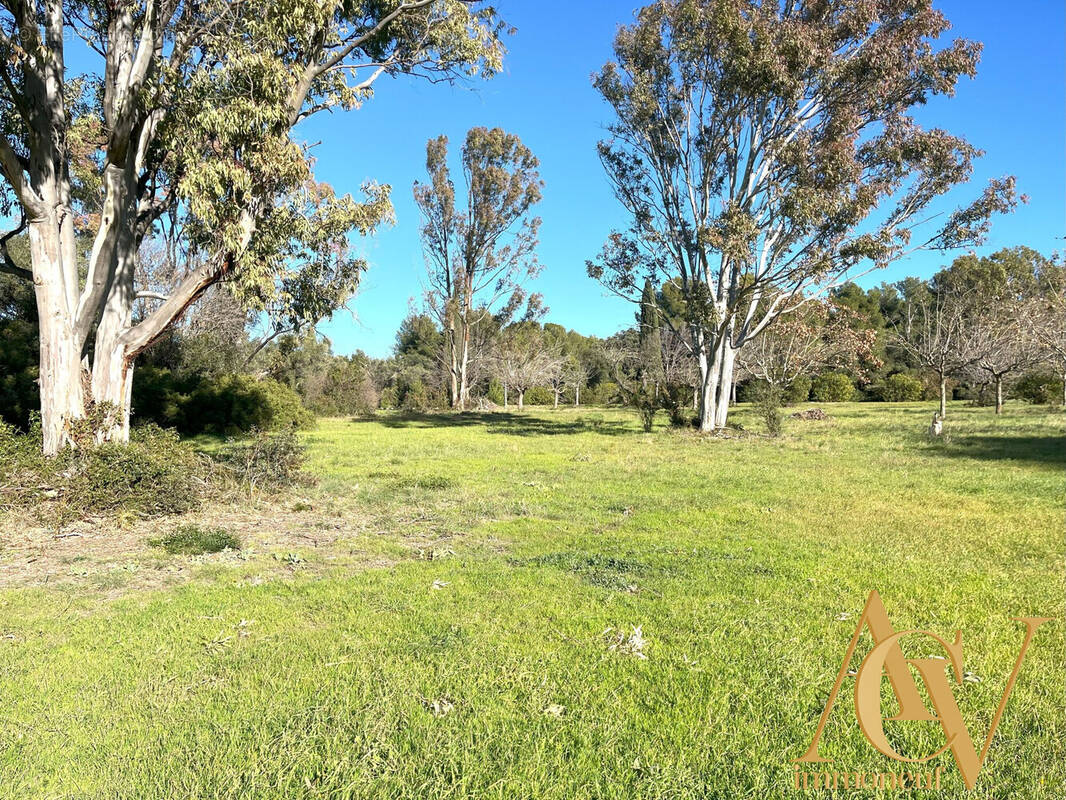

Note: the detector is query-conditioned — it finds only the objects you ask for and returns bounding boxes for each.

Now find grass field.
[0,403,1062,798]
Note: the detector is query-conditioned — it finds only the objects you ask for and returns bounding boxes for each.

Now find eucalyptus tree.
[587,0,1018,431]
[0,0,505,454]
[414,127,544,410]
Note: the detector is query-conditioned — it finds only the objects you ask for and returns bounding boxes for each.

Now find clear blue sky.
[300,0,1064,358]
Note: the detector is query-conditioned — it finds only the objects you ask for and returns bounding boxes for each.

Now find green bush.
[150,525,241,555]
[1014,371,1064,405]
[378,386,399,409]
[811,372,856,403]
[583,381,621,406]
[181,374,313,435]
[133,369,313,434]
[753,383,784,437]
[783,376,812,406]
[524,386,554,406]
[485,379,505,406]
[881,373,924,402]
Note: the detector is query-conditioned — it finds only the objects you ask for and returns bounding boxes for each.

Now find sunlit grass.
[0,402,1061,798]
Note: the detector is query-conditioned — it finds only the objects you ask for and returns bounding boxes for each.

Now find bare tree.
[894,278,975,417]
[1033,260,1066,406]
[737,299,879,389]
[562,357,591,407]
[966,302,1044,414]
[492,325,561,410]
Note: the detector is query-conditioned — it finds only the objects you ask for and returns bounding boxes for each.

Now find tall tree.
[0,0,505,454]
[414,127,544,410]
[587,0,1018,431]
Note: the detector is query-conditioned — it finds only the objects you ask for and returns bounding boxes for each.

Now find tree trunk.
[713,341,736,429]
[939,373,947,418]
[503,384,508,408]
[574,384,580,406]
[994,376,1003,415]
[553,389,559,409]
[1062,370,1066,407]
[30,222,85,456]
[696,342,721,432]
[517,390,525,410]
[90,238,137,443]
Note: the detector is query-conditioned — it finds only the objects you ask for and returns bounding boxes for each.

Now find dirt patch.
[0,495,397,596]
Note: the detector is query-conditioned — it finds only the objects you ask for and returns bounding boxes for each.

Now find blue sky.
[301,1,1064,358]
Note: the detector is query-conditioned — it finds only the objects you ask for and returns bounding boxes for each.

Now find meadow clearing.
[0,403,1062,799]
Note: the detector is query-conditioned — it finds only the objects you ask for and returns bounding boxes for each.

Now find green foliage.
[150,525,241,556]
[583,381,621,406]
[881,373,925,402]
[523,386,554,406]
[485,379,505,405]
[1015,371,1064,405]
[811,372,856,403]
[752,383,784,437]
[0,424,207,527]
[0,267,40,430]
[134,371,313,435]
[782,376,812,406]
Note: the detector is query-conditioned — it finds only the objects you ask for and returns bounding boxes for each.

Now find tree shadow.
[367,410,633,437]
[938,434,1066,468]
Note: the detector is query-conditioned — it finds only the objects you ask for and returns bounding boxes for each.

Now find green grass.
[149,525,242,556]
[0,403,1062,798]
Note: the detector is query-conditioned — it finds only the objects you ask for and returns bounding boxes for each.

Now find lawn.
[0,403,1062,798]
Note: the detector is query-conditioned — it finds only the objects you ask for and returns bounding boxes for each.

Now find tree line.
[1,1,1057,454]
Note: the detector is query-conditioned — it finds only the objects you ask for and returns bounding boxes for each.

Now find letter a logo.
[796,591,1053,790]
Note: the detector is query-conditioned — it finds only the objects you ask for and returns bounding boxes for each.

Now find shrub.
[881,373,925,402]
[221,427,310,490]
[485,379,505,406]
[378,386,399,409]
[133,370,313,434]
[783,376,812,406]
[811,372,856,403]
[524,386,554,406]
[583,381,621,406]
[1015,371,1064,405]
[150,525,241,555]
[753,383,783,437]
[0,424,209,528]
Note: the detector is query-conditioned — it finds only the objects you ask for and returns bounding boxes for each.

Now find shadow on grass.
[367,410,632,437]
[938,434,1066,468]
